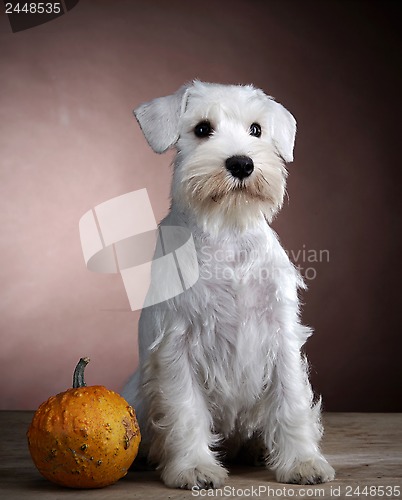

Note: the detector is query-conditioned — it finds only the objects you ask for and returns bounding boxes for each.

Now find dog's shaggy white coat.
[123,81,335,489]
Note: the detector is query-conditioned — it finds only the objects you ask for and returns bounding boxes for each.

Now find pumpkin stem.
[73,357,90,388]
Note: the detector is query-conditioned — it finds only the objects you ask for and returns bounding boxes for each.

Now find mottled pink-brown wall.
[0,1,400,410]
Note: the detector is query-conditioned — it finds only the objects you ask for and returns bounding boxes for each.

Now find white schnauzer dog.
[123,81,335,489]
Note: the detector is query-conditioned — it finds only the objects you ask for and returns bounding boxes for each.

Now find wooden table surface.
[0,412,401,499]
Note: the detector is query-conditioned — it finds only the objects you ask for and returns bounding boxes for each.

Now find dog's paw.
[163,463,228,490]
[276,457,335,485]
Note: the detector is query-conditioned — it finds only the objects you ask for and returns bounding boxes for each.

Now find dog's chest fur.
[169,214,299,430]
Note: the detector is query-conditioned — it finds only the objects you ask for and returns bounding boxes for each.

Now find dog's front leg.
[144,329,228,490]
[262,327,335,485]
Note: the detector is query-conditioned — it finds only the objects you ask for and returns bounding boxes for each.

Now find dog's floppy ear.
[268,100,297,163]
[134,85,189,154]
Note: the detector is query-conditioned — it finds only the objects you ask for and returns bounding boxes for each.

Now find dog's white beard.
[172,144,287,234]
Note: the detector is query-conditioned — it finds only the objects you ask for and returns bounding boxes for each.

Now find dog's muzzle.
[225,155,254,180]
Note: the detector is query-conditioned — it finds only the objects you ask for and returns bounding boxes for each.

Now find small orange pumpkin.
[27,357,141,489]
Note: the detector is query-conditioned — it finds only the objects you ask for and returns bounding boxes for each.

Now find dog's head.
[134,81,296,232]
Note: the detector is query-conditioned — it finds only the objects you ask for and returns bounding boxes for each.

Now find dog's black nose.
[225,156,254,180]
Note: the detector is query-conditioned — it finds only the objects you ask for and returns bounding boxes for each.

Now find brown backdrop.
[0,0,400,411]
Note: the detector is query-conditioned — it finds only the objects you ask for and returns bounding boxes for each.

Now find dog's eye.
[194,121,213,138]
[249,123,262,138]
